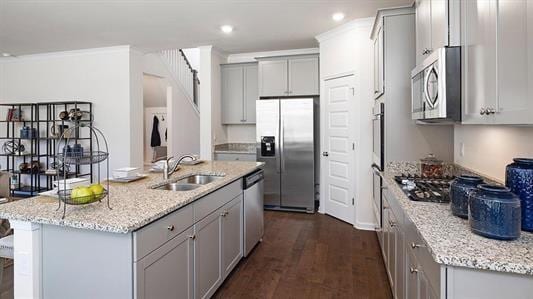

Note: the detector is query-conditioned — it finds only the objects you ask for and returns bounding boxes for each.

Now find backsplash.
[454,125,533,182]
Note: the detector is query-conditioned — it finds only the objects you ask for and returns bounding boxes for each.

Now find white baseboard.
[354,221,377,231]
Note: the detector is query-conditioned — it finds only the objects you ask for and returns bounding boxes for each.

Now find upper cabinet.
[373,24,384,99]
[258,55,319,97]
[461,0,533,125]
[415,0,460,64]
[221,62,258,124]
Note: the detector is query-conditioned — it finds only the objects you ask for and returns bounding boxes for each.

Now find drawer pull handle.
[220,210,229,217]
[167,225,175,231]
[411,242,423,249]
[189,234,196,240]
[389,221,396,227]
[410,267,419,274]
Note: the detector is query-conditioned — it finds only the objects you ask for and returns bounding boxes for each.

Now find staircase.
[160,49,200,108]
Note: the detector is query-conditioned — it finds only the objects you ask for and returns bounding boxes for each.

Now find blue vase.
[450,175,484,219]
[506,158,533,232]
[469,184,521,240]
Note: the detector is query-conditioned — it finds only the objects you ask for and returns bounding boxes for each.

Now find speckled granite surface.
[214,143,256,154]
[383,162,533,275]
[0,161,262,234]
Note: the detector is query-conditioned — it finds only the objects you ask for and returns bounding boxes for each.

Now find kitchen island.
[377,162,533,299]
[0,161,263,299]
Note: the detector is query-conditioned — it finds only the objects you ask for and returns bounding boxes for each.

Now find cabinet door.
[222,196,243,278]
[243,64,258,123]
[495,0,533,124]
[405,250,418,299]
[222,65,244,124]
[288,56,319,96]
[416,0,432,64]
[394,226,405,299]
[431,0,448,51]
[259,60,288,97]
[462,0,498,124]
[194,210,223,299]
[382,204,390,265]
[387,211,397,291]
[373,26,384,99]
[135,228,194,299]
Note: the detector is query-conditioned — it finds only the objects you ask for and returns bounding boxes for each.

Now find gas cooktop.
[394,174,455,203]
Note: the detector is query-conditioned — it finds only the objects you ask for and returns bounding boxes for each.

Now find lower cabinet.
[135,182,245,299]
[194,209,223,299]
[194,195,243,299]
[222,196,243,277]
[135,228,194,299]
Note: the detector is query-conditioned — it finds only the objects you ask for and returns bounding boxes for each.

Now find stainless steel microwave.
[411,47,461,122]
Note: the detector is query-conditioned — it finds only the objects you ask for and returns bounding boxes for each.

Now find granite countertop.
[383,162,533,275]
[0,161,263,234]
[214,143,256,154]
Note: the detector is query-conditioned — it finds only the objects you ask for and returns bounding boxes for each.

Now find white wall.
[143,53,200,159]
[0,46,141,173]
[198,46,228,160]
[182,48,200,71]
[316,18,375,230]
[143,74,167,107]
[454,125,533,182]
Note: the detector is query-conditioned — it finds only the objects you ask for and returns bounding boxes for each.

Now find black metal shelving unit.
[0,101,93,197]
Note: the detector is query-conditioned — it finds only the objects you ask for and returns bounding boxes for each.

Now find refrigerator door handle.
[280,108,285,173]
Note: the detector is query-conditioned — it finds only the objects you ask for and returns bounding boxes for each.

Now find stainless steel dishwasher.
[243,169,264,257]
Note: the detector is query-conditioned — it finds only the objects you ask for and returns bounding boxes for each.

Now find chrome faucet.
[163,154,196,180]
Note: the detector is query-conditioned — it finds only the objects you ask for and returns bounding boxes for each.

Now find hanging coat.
[151,116,162,147]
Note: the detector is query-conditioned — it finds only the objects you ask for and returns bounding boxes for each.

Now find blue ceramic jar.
[450,175,484,219]
[469,184,521,240]
[506,158,533,232]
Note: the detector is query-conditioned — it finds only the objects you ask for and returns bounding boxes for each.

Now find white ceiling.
[0,0,411,56]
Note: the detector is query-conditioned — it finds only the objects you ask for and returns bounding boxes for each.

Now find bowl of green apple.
[58,184,107,205]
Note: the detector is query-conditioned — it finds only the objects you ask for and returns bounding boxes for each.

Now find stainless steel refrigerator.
[256,98,315,213]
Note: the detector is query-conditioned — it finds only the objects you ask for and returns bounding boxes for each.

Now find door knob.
[167,225,175,231]
[322,152,329,157]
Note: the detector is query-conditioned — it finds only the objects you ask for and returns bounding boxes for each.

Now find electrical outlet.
[460,142,465,157]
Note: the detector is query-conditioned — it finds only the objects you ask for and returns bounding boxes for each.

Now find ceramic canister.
[506,158,533,232]
[469,184,521,240]
[450,175,484,219]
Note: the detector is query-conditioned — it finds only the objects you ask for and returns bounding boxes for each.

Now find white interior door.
[322,75,355,224]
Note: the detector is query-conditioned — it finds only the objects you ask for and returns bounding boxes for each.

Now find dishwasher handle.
[244,170,264,189]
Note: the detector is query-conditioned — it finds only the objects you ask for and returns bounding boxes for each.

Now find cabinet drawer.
[194,180,242,222]
[383,187,404,227]
[134,204,194,261]
[214,153,256,161]
[405,218,441,293]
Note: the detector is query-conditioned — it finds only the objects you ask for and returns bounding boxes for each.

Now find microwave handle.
[424,67,437,109]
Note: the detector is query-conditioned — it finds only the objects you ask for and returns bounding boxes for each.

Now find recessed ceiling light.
[1,53,11,57]
[220,25,233,34]
[332,12,345,22]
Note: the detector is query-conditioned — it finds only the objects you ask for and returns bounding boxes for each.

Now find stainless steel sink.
[176,174,224,185]
[154,183,200,191]
[152,174,225,191]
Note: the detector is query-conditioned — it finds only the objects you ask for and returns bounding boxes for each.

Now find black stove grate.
[394,174,454,203]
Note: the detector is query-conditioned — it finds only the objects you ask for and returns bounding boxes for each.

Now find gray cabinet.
[415,0,460,64]
[258,55,319,97]
[222,196,243,278]
[214,152,256,162]
[221,63,258,124]
[461,0,533,124]
[373,24,384,99]
[194,209,223,299]
[415,0,432,64]
[135,228,194,299]
[288,56,319,96]
[258,59,288,97]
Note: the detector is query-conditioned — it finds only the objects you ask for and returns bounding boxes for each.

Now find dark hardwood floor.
[214,211,392,299]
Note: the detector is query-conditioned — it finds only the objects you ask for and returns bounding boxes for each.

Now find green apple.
[89,184,105,198]
[71,186,94,204]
